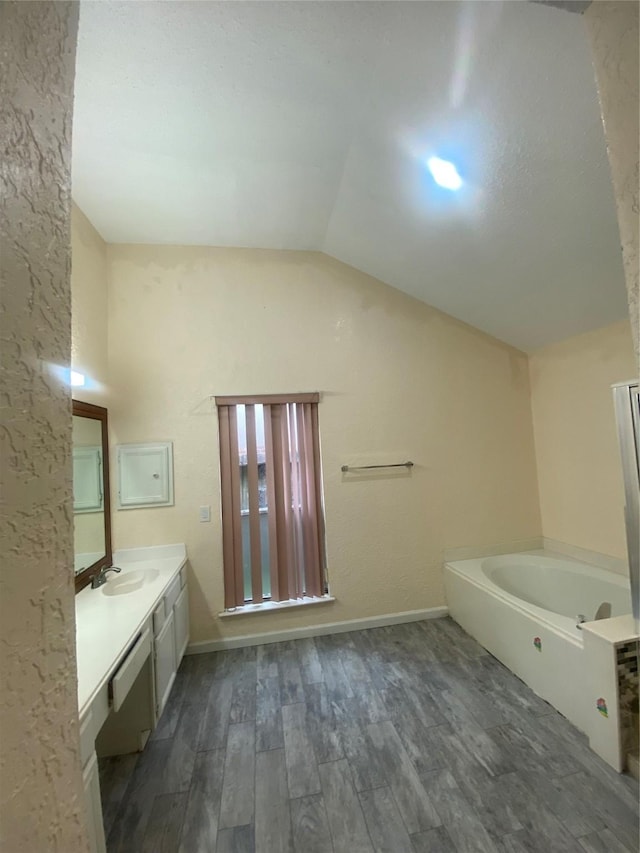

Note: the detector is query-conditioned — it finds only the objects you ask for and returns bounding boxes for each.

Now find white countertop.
[581,614,640,645]
[76,544,187,716]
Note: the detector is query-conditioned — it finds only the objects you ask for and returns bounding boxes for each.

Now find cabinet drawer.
[110,628,151,712]
[164,575,181,613]
[152,600,166,636]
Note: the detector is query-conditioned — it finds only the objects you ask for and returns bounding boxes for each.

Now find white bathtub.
[444,552,632,740]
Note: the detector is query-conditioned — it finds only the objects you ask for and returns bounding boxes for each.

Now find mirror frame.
[73,399,113,593]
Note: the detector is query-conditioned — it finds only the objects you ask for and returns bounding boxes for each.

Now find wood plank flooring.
[100,618,639,853]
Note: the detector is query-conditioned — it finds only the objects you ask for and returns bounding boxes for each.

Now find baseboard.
[186,605,449,654]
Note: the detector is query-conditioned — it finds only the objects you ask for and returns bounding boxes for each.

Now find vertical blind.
[216,394,326,608]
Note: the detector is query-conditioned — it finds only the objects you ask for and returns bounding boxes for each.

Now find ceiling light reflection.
[427,157,463,191]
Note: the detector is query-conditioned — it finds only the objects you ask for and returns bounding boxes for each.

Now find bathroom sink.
[102,569,159,596]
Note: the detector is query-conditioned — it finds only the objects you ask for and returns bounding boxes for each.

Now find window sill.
[219,595,335,618]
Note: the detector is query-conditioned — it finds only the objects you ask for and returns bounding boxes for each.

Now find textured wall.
[530,320,636,563]
[106,245,541,643]
[0,3,88,851]
[71,203,109,404]
[585,0,640,365]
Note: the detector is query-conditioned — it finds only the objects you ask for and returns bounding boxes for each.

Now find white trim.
[219,596,335,618]
[542,537,627,577]
[186,605,448,653]
[443,537,543,563]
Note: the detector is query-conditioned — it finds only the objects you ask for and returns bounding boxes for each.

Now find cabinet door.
[83,751,106,853]
[154,610,176,719]
[173,585,189,667]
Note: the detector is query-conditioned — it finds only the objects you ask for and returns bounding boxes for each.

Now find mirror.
[73,400,112,592]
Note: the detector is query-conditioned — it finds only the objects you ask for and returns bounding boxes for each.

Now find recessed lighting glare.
[427,157,463,191]
[70,370,86,387]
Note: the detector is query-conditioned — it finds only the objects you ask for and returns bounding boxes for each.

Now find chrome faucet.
[91,566,122,589]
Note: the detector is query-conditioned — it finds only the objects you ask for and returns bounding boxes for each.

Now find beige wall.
[71,204,109,404]
[529,320,636,563]
[106,245,541,643]
[0,3,88,850]
[585,0,639,363]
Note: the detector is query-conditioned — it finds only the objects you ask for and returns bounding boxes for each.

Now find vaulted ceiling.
[72,0,628,351]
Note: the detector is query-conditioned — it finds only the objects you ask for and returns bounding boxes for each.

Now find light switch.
[199,505,211,523]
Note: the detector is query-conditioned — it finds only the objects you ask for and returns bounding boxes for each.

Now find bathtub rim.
[480,551,630,589]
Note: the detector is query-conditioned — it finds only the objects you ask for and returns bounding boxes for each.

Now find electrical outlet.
[199,505,211,523]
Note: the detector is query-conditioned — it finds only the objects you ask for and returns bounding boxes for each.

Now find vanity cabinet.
[154,610,176,718]
[174,575,189,664]
[96,618,155,758]
[76,546,189,853]
[79,687,110,853]
[152,567,189,720]
[83,751,106,853]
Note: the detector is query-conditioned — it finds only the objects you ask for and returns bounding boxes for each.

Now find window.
[216,393,327,608]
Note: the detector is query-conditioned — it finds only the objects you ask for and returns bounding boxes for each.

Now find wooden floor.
[100,618,639,853]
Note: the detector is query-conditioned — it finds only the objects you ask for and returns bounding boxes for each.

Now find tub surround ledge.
[542,537,628,577]
[582,614,640,644]
[443,537,544,564]
[582,618,639,772]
